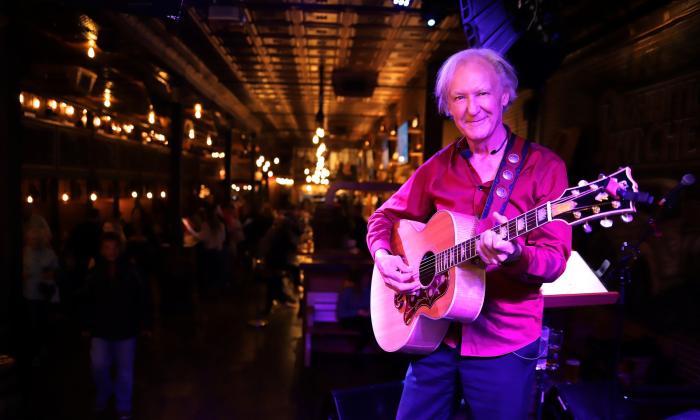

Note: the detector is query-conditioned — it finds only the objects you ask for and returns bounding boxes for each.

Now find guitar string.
[415,185,615,275]
[417,209,542,273]
[418,194,614,277]
[417,206,542,272]
[417,210,541,275]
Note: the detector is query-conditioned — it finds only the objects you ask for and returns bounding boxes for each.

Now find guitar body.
[370,210,486,354]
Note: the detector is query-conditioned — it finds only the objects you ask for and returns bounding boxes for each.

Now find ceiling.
[174,0,465,145]
[15,0,671,152]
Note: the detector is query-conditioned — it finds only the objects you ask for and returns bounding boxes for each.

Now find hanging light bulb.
[87,37,97,58]
[206,135,212,146]
[316,127,325,138]
[131,191,138,198]
[148,106,156,125]
[90,193,97,202]
[194,103,202,119]
[19,93,24,105]
[103,86,112,108]
[27,195,34,204]
[188,128,195,140]
[93,116,101,127]
[146,192,153,199]
[48,99,58,110]
[32,98,41,109]
[160,190,167,199]
[273,157,280,165]
[312,135,319,145]
[65,106,75,116]
[61,193,70,202]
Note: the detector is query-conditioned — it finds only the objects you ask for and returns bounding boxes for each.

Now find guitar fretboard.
[435,203,550,273]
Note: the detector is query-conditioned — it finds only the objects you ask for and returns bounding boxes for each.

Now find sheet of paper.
[541,251,609,296]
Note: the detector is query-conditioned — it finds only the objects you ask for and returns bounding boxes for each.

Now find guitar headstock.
[551,167,638,228]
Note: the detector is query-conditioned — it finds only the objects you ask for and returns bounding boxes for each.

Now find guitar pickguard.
[394,271,450,325]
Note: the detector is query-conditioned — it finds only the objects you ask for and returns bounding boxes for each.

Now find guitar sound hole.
[419,251,436,286]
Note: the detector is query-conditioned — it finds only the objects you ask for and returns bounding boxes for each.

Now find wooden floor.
[19,275,409,420]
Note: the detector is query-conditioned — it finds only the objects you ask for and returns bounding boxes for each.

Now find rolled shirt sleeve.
[366,161,437,259]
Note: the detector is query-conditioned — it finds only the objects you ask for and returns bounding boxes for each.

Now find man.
[82,232,152,420]
[367,48,571,419]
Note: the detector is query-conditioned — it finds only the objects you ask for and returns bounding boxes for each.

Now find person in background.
[81,232,152,420]
[124,206,156,278]
[337,268,372,353]
[102,216,127,247]
[22,219,60,367]
[183,205,227,291]
[248,211,299,327]
[347,202,370,256]
[68,207,102,286]
[218,199,245,284]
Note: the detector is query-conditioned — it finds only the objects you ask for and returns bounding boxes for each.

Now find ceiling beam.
[185,8,279,132]
[112,13,262,132]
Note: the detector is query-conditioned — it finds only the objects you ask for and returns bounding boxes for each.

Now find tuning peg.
[600,218,613,228]
[621,214,634,223]
[578,180,588,187]
[583,222,593,234]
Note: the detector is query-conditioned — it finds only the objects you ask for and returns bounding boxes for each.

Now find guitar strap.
[479,131,530,220]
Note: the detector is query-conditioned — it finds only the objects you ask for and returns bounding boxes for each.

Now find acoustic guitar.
[370,167,639,354]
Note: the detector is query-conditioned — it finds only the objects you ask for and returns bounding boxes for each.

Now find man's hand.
[374,249,421,293]
[476,212,522,266]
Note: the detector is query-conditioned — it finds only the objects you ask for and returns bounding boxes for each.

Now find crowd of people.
[21,204,161,420]
[18,186,372,419]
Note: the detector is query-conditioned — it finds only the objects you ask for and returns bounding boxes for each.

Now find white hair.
[434,48,518,117]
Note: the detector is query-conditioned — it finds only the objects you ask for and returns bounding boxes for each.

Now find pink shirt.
[366,137,572,357]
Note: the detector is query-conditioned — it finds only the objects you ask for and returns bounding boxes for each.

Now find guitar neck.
[435,203,551,273]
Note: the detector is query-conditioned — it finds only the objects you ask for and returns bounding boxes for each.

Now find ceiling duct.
[208,5,245,24]
[331,68,378,98]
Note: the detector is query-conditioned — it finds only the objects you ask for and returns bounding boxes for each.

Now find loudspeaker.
[331,381,403,420]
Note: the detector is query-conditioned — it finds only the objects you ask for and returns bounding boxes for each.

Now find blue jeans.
[90,337,136,413]
[397,339,540,420]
